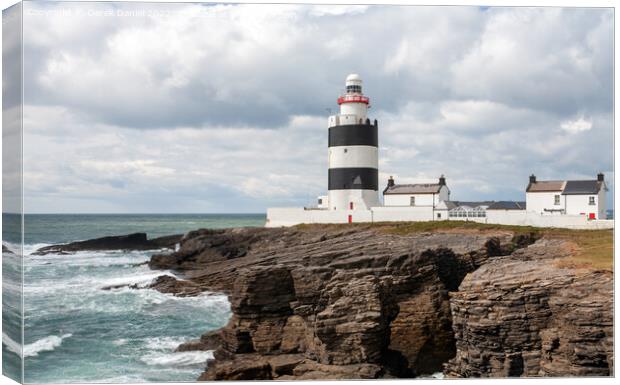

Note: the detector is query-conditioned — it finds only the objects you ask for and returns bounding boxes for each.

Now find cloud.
[19,3,614,213]
[560,116,593,133]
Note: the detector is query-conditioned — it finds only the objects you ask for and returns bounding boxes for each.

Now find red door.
[589,213,596,220]
[348,215,352,224]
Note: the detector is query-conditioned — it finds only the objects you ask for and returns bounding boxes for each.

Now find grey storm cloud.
[17,2,614,213]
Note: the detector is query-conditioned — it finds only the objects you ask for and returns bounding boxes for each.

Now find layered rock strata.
[148,225,557,379]
[444,239,613,377]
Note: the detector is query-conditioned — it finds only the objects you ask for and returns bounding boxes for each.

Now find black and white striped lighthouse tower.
[327,74,380,211]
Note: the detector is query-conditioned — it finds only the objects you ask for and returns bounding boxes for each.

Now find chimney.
[439,174,446,186]
[597,173,605,182]
[387,176,395,188]
[529,174,536,184]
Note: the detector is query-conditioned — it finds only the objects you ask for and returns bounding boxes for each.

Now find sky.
[10,2,614,213]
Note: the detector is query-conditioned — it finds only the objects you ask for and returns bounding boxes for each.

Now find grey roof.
[487,201,526,210]
[384,183,442,195]
[561,180,604,195]
[527,178,605,194]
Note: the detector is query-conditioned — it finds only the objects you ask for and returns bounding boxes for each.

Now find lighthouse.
[327,74,380,211]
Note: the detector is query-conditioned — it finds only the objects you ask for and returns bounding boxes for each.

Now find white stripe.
[328,145,378,169]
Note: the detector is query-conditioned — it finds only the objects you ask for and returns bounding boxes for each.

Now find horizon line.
[1,212,268,215]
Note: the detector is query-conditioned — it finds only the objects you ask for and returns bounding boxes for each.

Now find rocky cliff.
[445,239,613,377]
[144,223,612,379]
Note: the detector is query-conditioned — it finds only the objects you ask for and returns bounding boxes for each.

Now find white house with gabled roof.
[525,173,608,219]
[383,175,450,207]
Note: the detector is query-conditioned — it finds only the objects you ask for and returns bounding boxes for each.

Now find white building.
[382,175,450,220]
[383,175,449,207]
[525,173,608,219]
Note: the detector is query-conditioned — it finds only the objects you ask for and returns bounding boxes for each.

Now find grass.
[294,220,614,271]
[382,220,614,271]
[544,229,613,271]
[377,220,540,236]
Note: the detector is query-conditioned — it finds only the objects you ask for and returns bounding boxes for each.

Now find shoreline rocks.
[33,233,182,255]
[146,224,577,380]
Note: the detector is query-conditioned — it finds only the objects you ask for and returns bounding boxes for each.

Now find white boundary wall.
[267,207,614,230]
[371,206,434,222]
[266,208,372,227]
[485,210,614,229]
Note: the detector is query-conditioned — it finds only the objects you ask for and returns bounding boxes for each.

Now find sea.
[2,213,266,383]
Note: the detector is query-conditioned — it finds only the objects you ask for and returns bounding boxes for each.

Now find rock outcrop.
[444,239,613,377]
[33,233,182,255]
[148,224,591,380]
[142,224,612,380]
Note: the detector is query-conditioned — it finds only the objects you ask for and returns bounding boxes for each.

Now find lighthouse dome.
[345,73,362,85]
[345,73,362,94]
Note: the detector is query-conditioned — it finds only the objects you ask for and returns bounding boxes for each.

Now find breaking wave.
[5,333,74,358]
[24,334,72,357]
[2,332,22,357]
[140,350,214,367]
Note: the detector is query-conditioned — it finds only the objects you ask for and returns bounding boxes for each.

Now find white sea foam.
[26,249,151,268]
[418,372,445,379]
[143,336,189,351]
[97,271,178,290]
[21,333,72,357]
[140,350,214,367]
[23,243,53,256]
[2,332,22,357]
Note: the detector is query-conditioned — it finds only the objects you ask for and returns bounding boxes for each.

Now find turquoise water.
[2,214,265,383]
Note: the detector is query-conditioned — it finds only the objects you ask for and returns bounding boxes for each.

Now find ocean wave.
[26,250,152,268]
[140,350,214,367]
[2,332,22,357]
[97,271,178,290]
[3,332,73,357]
[24,333,73,357]
[23,265,176,295]
[142,336,189,351]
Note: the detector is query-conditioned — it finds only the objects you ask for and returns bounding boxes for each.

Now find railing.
[337,95,370,105]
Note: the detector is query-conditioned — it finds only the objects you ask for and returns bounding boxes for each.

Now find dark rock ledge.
[33,233,182,255]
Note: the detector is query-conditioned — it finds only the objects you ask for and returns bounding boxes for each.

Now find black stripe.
[329,124,378,147]
[328,168,378,191]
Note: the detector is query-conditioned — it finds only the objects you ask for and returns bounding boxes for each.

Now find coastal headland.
[36,222,613,379]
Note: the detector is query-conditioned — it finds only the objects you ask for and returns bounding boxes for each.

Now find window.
[344,148,348,153]
[554,195,560,205]
[318,198,323,205]
[589,196,595,205]
[410,197,415,206]
[437,213,441,219]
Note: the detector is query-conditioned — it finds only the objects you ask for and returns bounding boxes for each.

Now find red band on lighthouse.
[337,95,370,105]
